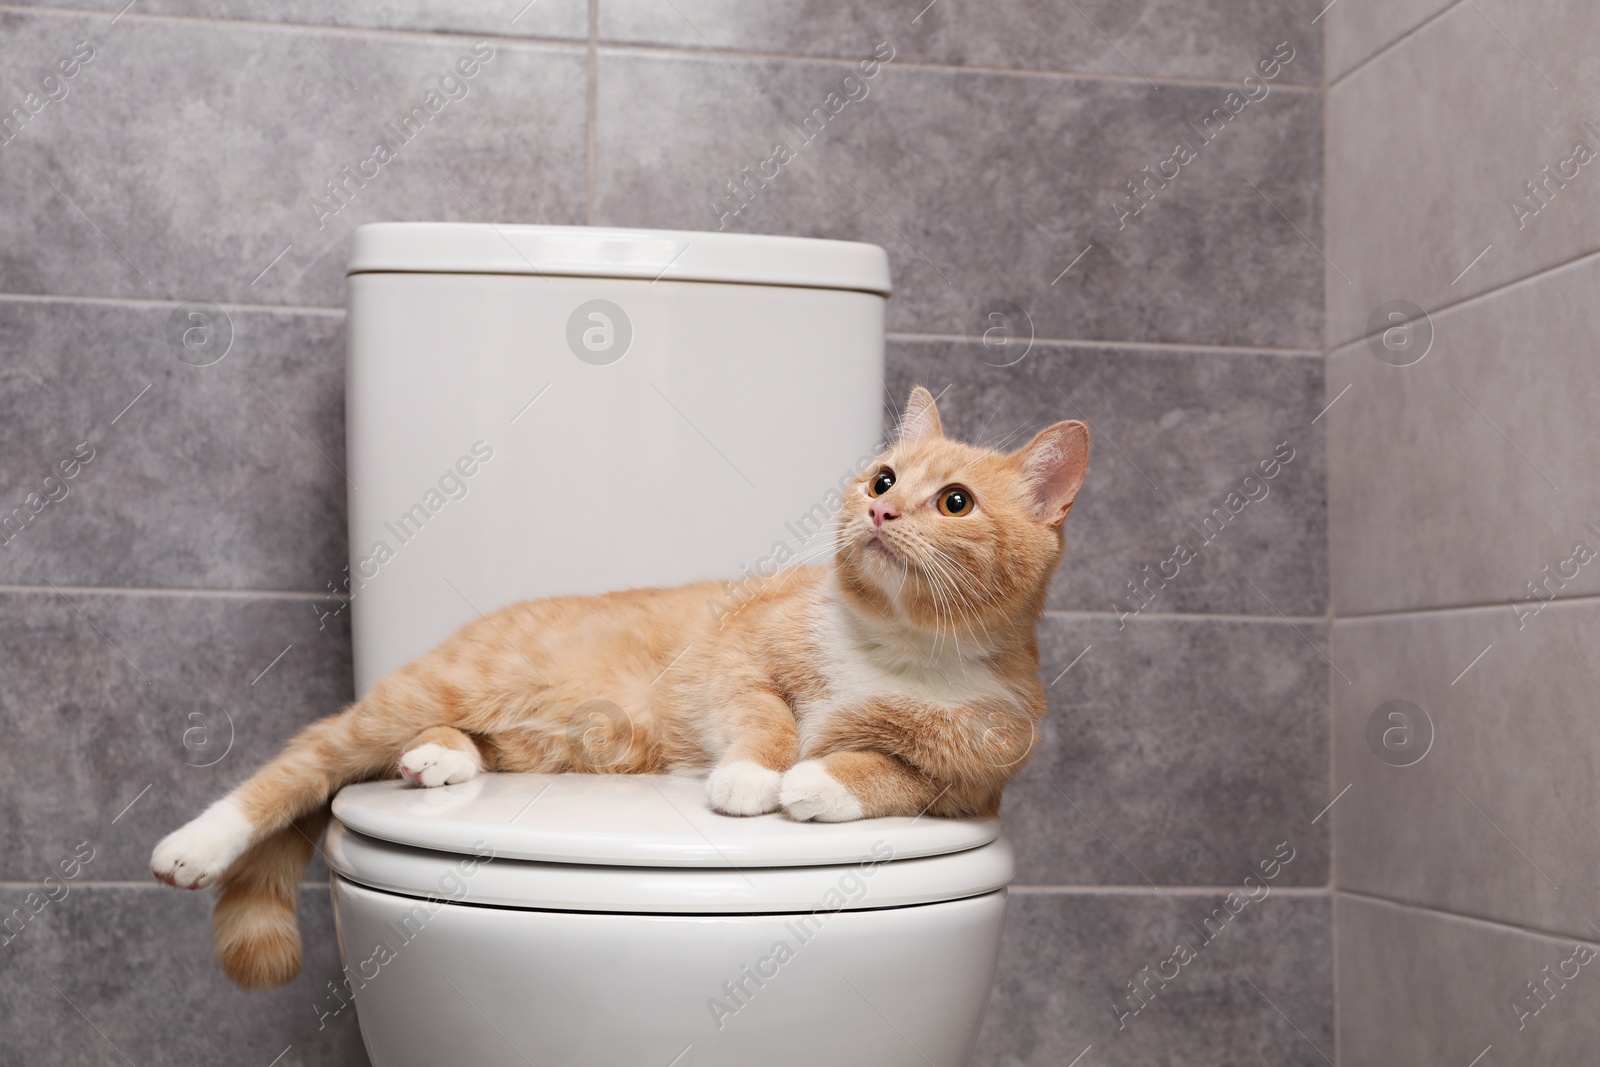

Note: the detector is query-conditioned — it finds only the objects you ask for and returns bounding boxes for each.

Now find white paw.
[150,798,253,889]
[706,760,783,816]
[780,761,865,822]
[399,742,480,788]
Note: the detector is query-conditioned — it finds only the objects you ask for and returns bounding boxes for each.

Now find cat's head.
[833,386,1090,636]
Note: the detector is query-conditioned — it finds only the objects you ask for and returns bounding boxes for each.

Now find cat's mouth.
[861,530,901,562]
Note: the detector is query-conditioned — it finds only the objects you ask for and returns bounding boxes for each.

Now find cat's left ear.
[1016,420,1090,525]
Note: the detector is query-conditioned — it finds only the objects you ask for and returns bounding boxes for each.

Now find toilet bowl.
[325,774,1012,1066]
[334,224,1013,1065]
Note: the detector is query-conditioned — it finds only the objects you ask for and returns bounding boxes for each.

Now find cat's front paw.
[399,743,480,788]
[150,798,253,889]
[706,760,782,816]
[780,761,865,822]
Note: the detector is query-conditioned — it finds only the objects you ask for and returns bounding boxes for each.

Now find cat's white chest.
[794,594,1009,740]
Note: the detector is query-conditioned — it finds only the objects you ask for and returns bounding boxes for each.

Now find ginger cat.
[150,386,1089,988]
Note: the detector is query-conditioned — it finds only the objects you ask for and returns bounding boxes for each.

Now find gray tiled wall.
[981,891,1333,1067]
[0,3,1329,1065]
[1324,0,1599,346]
[1336,895,1600,1067]
[596,51,1324,348]
[1326,2,1600,1063]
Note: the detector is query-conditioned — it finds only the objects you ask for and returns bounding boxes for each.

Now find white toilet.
[328,223,1015,1066]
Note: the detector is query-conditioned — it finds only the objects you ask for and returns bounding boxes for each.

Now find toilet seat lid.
[331,773,1000,869]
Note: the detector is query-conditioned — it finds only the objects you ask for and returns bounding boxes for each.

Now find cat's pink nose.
[870,501,899,526]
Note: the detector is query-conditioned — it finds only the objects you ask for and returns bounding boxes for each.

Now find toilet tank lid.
[331,774,998,868]
[347,223,892,296]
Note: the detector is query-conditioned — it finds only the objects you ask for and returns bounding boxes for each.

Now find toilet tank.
[343,224,891,694]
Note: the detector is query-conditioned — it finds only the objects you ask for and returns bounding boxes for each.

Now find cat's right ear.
[897,386,944,445]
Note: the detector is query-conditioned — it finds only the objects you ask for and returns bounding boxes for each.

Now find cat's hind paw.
[399,742,480,788]
[780,761,866,823]
[706,760,783,816]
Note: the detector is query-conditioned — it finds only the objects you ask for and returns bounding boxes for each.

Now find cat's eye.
[868,468,896,497]
[937,486,975,516]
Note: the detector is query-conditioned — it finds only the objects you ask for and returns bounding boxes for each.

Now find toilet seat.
[327,774,1013,914]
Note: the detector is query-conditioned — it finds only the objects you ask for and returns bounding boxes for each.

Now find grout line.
[0,583,341,601]
[0,587,1319,620]
[1012,884,1330,896]
[0,2,590,50]
[1340,888,1600,946]
[595,40,1325,92]
[1329,887,1343,1065]
[1335,590,1600,622]
[888,331,1322,357]
[0,295,1324,356]
[1325,0,1469,93]
[0,2,1323,92]
[1325,238,1600,355]
[1318,57,1340,1059]
[0,291,345,317]
[1319,353,1342,1060]
[1044,608,1326,624]
[0,881,334,889]
[0,881,171,889]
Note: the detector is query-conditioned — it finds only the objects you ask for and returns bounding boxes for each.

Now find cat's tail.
[212,804,331,988]
[152,702,404,986]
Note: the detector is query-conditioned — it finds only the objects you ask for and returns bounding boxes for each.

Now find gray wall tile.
[1327,257,1600,616]
[600,0,1324,85]
[0,3,1336,1061]
[1325,0,1600,346]
[0,591,353,881]
[1332,602,1600,939]
[0,886,370,1066]
[1338,894,1600,1067]
[888,340,1327,617]
[1324,4,1600,1062]
[1323,0,1454,81]
[596,51,1323,349]
[0,298,348,590]
[1008,615,1329,887]
[1,0,587,40]
[974,891,1333,1066]
[0,11,586,307]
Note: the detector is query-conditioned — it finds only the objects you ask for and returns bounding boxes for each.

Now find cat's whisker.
[900,531,993,626]
[740,537,849,596]
[921,542,1001,633]
[971,409,1005,451]
[908,544,972,668]
[988,416,1044,454]
[899,541,953,648]
[915,551,983,673]
[920,539,999,616]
